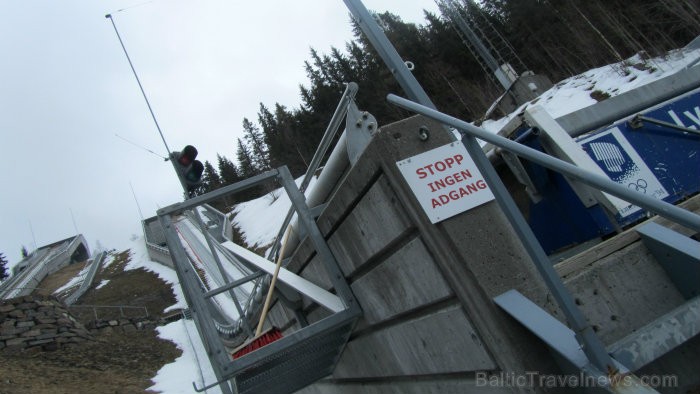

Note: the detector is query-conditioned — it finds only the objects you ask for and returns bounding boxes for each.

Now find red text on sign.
[416,154,464,179]
[428,169,473,192]
[431,180,488,208]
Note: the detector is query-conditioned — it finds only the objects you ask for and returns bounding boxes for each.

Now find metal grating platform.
[232,312,358,394]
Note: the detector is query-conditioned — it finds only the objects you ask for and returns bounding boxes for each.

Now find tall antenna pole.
[69,209,80,235]
[106,14,199,200]
[28,220,37,251]
[130,181,145,220]
[105,13,172,156]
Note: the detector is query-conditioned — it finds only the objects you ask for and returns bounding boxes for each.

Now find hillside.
[0,250,181,394]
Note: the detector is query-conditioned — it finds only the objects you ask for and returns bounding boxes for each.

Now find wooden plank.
[221,241,344,313]
[556,231,640,278]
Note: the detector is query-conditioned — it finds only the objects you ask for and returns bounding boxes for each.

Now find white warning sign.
[397,142,495,223]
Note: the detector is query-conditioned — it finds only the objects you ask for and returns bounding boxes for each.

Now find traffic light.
[172,145,204,194]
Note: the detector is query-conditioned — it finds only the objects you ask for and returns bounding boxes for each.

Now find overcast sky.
[0,0,440,266]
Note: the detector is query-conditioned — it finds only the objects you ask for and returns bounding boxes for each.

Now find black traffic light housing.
[172,145,204,195]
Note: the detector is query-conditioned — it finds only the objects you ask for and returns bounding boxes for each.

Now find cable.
[112,0,155,14]
[115,133,169,160]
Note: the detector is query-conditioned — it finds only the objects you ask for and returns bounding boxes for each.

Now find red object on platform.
[232,327,284,359]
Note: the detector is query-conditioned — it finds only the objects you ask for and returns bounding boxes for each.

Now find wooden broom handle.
[256,227,292,336]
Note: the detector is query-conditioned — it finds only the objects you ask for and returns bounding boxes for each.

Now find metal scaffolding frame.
[157,167,361,394]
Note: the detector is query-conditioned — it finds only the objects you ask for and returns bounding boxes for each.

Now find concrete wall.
[263,114,700,393]
[556,196,700,393]
[143,217,174,268]
[266,115,565,393]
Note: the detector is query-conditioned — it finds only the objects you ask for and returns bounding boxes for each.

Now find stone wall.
[0,295,93,353]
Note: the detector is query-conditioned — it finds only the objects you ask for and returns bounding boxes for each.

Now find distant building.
[1,235,89,299]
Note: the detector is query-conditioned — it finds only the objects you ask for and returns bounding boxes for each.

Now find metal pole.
[158,169,280,216]
[189,210,254,336]
[105,14,195,198]
[277,167,357,309]
[342,0,437,109]
[105,14,172,156]
[267,82,359,260]
[159,214,234,394]
[387,94,616,371]
[633,115,700,136]
[302,82,359,193]
[130,181,145,220]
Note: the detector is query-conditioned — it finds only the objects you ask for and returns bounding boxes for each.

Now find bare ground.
[1,249,182,394]
[0,329,180,394]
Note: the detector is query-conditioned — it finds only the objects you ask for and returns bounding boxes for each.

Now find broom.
[232,227,292,359]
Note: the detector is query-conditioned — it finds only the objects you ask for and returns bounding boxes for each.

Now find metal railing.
[65,252,106,306]
[1,236,88,300]
[158,166,361,394]
[267,82,359,261]
[67,304,149,320]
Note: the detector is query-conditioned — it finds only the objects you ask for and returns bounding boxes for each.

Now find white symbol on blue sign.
[589,142,625,172]
[579,128,669,217]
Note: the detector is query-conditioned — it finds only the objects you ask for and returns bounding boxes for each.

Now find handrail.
[1,249,55,299]
[174,217,250,338]
[65,251,106,305]
[387,94,700,233]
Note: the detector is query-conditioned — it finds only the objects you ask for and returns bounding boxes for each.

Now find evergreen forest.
[196,0,700,203]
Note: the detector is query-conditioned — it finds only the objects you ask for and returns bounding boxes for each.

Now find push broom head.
[231,327,283,359]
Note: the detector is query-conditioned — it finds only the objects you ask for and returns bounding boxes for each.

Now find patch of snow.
[95,279,110,290]
[53,264,89,294]
[481,47,700,134]
[113,237,215,392]
[150,319,222,394]
[232,175,318,249]
[101,252,118,269]
[124,237,186,313]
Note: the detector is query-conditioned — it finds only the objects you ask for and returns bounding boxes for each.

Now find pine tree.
[242,118,271,171]
[236,138,258,178]
[201,158,233,210]
[201,160,223,193]
[21,246,29,259]
[198,1,698,197]
[0,253,9,281]
[217,155,240,186]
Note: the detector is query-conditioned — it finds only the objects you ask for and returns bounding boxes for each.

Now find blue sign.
[576,88,700,225]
